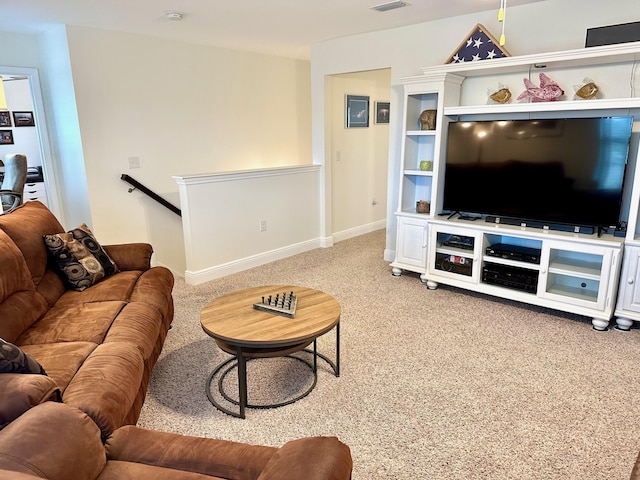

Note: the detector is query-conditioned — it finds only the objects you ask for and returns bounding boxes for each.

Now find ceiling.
[0,0,546,59]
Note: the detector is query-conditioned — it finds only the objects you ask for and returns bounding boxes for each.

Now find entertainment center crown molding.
[390,41,640,331]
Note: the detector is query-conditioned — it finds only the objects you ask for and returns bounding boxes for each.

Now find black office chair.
[0,153,27,214]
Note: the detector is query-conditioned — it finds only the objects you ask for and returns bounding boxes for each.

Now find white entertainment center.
[390,42,640,331]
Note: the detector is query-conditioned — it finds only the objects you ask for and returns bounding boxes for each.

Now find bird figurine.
[574,77,599,100]
[517,72,564,102]
[488,85,512,104]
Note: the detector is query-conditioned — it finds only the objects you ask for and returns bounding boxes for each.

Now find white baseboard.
[320,236,334,248]
[185,238,322,285]
[332,220,386,243]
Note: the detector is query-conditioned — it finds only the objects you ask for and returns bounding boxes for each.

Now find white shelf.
[548,260,602,280]
[436,247,474,257]
[403,170,433,176]
[445,97,640,117]
[546,285,598,303]
[483,256,541,271]
[428,217,624,248]
[419,42,640,79]
[406,130,437,136]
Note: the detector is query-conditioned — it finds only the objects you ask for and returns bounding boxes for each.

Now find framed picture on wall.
[345,95,369,128]
[0,130,14,145]
[0,111,11,127]
[12,111,35,127]
[374,101,390,124]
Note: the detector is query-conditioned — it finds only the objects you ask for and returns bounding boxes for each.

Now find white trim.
[320,236,334,248]
[332,219,386,243]
[184,237,322,285]
[0,66,61,221]
[173,165,320,186]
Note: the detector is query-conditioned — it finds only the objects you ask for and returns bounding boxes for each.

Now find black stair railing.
[121,174,181,217]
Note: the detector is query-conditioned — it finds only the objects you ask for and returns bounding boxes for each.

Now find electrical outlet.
[128,156,141,169]
[259,219,267,232]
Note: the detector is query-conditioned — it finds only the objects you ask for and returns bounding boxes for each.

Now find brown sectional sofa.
[0,201,353,479]
[0,201,174,437]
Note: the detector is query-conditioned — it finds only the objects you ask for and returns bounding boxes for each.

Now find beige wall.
[63,26,312,273]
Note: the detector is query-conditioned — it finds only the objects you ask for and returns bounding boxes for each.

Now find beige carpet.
[137,229,640,479]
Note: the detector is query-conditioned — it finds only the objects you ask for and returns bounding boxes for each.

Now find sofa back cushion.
[0,229,48,343]
[0,201,66,306]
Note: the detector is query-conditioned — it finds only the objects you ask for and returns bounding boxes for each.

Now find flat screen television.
[442,116,634,229]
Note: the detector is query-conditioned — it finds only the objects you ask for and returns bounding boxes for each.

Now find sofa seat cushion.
[17,301,127,346]
[20,342,97,394]
[63,342,145,439]
[52,271,141,305]
[0,374,61,429]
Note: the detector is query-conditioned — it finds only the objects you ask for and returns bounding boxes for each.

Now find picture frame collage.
[345,95,389,128]
[0,110,35,145]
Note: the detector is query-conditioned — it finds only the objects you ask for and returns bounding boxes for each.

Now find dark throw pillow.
[0,338,46,375]
[43,223,119,291]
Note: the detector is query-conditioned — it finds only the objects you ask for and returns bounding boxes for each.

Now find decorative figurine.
[419,109,436,130]
[517,72,564,102]
[574,77,599,100]
[488,84,512,104]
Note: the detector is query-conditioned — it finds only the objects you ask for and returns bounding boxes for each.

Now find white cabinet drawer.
[23,182,47,206]
[24,182,46,194]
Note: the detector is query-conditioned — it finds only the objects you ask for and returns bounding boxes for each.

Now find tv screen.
[442,117,634,228]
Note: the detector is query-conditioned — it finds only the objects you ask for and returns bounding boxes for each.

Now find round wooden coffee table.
[200,285,341,418]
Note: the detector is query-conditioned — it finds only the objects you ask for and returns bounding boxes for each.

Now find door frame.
[0,65,60,217]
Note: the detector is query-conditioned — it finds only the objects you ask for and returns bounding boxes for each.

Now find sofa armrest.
[0,373,60,429]
[0,402,106,480]
[257,436,352,480]
[63,343,144,439]
[103,243,153,271]
[106,425,277,480]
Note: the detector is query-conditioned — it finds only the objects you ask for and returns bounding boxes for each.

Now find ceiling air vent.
[371,1,409,12]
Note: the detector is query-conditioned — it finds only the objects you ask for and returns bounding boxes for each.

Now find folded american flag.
[446,23,510,64]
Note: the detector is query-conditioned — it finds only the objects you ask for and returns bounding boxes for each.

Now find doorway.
[0,66,59,215]
[327,68,391,242]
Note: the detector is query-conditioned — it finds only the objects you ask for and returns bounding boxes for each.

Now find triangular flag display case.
[445,23,510,64]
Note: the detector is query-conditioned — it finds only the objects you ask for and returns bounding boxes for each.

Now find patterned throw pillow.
[0,338,46,375]
[43,224,119,291]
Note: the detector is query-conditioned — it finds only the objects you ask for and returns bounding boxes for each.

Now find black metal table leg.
[313,339,318,373]
[236,346,247,419]
[335,321,340,377]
